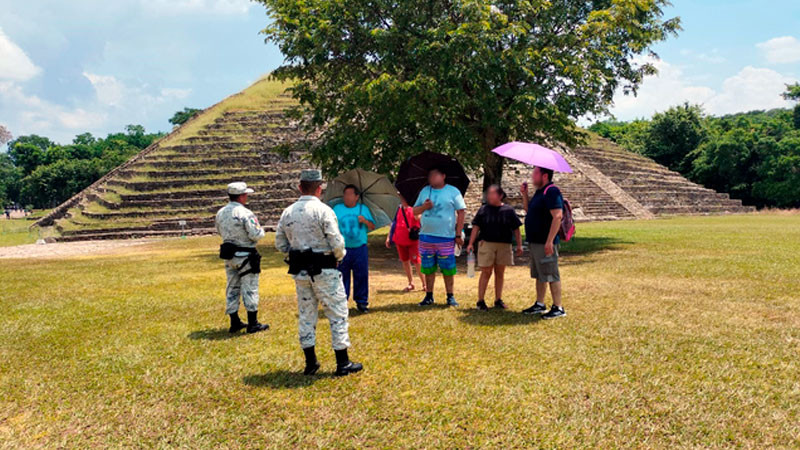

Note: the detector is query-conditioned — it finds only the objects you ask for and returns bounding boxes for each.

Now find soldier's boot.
[228,313,247,334]
[303,346,320,376]
[334,349,363,377]
[246,311,270,334]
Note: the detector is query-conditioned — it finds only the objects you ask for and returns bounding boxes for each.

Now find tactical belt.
[219,242,261,276]
[287,249,337,281]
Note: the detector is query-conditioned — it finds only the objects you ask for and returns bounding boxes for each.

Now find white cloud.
[606,57,796,121]
[706,66,796,114]
[608,57,715,119]
[83,72,193,108]
[140,0,253,15]
[0,72,192,144]
[757,36,800,64]
[0,81,106,139]
[0,27,41,81]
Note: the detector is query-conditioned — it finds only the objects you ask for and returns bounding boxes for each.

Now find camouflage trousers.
[294,269,351,350]
[224,256,259,315]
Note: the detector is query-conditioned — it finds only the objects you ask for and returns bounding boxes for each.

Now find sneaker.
[494,299,507,310]
[446,296,459,307]
[522,302,547,315]
[419,295,434,306]
[476,300,489,311]
[356,304,369,313]
[542,305,566,320]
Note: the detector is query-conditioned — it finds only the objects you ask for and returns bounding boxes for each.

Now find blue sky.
[1,0,799,146]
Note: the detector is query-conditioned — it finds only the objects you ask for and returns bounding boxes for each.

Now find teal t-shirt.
[333,203,375,248]
[414,184,467,239]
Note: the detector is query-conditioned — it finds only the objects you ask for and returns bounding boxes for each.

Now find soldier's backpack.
[544,184,575,242]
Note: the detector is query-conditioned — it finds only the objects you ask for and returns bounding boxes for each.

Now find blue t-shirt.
[414,184,467,239]
[524,183,564,245]
[333,203,375,248]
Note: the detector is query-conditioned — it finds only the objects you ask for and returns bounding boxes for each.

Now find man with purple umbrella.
[492,142,570,319]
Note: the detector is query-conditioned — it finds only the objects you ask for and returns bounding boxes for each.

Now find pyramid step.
[117,186,298,202]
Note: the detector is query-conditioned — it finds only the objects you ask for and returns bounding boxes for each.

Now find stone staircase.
[39,79,753,242]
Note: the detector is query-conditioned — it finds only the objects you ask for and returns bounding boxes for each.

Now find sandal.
[403,283,415,292]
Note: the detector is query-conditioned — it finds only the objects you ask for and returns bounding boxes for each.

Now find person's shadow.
[458,308,542,326]
[243,370,334,389]
[187,328,247,341]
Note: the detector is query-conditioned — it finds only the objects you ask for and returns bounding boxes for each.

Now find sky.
[1,0,799,147]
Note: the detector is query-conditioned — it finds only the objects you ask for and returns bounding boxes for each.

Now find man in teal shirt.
[333,184,375,313]
[413,166,467,307]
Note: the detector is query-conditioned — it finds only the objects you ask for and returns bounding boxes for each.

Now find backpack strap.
[400,206,411,228]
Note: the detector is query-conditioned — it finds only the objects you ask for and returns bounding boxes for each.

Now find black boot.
[228,313,247,333]
[246,311,269,334]
[303,346,320,376]
[334,349,363,377]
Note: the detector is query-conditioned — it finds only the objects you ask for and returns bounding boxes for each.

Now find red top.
[392,206,420,246]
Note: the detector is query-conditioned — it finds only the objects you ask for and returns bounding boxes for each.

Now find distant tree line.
[589,84,800,208]
[1,125,165,209]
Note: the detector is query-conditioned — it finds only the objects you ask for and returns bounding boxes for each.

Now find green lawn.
[1,214,799,447]
[0,219,39,247]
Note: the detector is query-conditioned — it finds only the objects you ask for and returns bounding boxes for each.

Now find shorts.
[529,243,560,282]
[396,242,420,264]
[477,241,514,267]
[419,237,457,276]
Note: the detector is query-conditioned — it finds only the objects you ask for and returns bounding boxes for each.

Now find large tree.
[258,0,680,187]
[784,83,800,130]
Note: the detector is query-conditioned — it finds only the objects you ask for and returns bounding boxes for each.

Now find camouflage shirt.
[275,195,346,261]
[215,201,265,249]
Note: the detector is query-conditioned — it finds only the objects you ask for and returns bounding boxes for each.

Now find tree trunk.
[480,128,504,192]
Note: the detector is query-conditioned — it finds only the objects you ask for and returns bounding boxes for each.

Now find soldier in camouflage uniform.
[215,182,270,334]
[275,170,363,377]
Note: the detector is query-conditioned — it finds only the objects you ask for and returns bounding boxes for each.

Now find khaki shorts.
[477,241,514,267]
[529,243,560,282]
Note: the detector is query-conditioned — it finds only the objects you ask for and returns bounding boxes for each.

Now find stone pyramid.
[36,78,752,241]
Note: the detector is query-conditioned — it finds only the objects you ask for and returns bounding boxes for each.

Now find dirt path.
[0,239,159,259]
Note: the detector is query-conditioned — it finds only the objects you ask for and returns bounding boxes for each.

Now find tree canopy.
[258,0,680,188]
[590,104,800,208]
[169,108,202,127]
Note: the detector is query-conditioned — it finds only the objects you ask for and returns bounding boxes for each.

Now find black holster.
[219,243,261,276]
[287,249,337,281]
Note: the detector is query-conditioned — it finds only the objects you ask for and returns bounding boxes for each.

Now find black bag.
[399,207,420,241]
[219,242,238,260]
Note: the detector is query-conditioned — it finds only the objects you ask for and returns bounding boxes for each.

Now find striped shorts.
[419,236,457,276]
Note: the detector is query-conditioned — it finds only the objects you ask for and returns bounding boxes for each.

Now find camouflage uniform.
[275,195,351,350]
[215,200,265,315]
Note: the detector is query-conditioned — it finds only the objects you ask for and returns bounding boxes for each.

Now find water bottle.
[467,250,476,278]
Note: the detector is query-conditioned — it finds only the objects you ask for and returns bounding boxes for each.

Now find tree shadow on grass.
[187,328,246,341]
[458,308,542,327]
[243,370,335,389]
[367,302,451,314]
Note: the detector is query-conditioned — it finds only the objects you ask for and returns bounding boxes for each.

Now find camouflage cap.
[300,169,323,182]
[227,182,254,195]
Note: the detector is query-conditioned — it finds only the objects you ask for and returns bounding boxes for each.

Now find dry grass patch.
[1,214,799,447]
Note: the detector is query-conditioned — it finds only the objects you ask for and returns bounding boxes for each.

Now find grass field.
[0,219,39,247]
[1,214,799,447]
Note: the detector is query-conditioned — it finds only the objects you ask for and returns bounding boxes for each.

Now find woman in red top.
[385,195,427,292]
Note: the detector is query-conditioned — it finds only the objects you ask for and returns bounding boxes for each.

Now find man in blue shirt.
[521,166,566,319]
[333,184,376,313]
[413,166,467,307]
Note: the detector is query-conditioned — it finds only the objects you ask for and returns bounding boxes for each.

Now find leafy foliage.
[590,105,800,208]
[169,108,202,126]
[3,126,164,208]
[258,0,680,188]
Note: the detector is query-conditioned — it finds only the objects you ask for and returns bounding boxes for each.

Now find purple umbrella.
[491,141,573,173]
